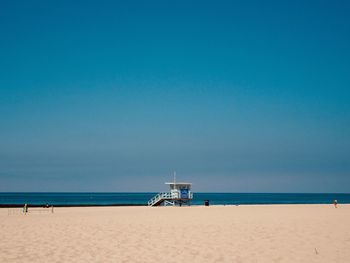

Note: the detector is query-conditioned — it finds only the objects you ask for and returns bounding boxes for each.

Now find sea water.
[1,192,350,206]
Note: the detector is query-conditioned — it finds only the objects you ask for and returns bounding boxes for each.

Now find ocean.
[1,192,350,206]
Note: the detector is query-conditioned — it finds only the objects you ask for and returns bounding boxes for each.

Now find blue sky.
[0,0,349,192]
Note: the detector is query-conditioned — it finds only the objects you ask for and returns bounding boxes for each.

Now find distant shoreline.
[2,203,350,208]
[0,204,147,208]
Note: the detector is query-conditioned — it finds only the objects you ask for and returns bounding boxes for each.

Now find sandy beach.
[1,204,349,262]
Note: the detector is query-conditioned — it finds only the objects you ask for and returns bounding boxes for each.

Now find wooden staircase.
[148,192,173,206]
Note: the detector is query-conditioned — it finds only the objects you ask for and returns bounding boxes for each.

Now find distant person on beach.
[333,199,338,208]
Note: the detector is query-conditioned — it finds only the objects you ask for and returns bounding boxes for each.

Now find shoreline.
[1,202,347,208]
[0,203,147,208]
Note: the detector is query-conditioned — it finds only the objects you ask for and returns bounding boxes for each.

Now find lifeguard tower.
[148,174,193,206]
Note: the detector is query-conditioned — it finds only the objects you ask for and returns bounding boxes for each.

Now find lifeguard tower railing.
[148,192,173,206]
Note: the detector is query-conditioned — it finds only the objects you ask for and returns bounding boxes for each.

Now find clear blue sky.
[0,0,349,192]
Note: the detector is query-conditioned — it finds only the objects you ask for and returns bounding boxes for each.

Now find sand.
[1,204,349,262]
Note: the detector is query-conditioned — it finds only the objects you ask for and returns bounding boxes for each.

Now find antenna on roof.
[174,171,176,185]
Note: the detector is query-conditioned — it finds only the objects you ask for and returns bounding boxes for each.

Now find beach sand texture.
[1,205,349,263]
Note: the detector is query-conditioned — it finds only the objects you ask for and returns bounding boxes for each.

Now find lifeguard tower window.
[180,189,188,198]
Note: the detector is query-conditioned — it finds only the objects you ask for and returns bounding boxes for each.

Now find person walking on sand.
[23,203,28,214]
[333,199,338,208]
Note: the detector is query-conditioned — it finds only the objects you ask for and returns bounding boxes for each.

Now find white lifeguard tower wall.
[165,182,193,200]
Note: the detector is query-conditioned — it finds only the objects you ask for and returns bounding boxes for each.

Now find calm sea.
[1,192,350,206]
